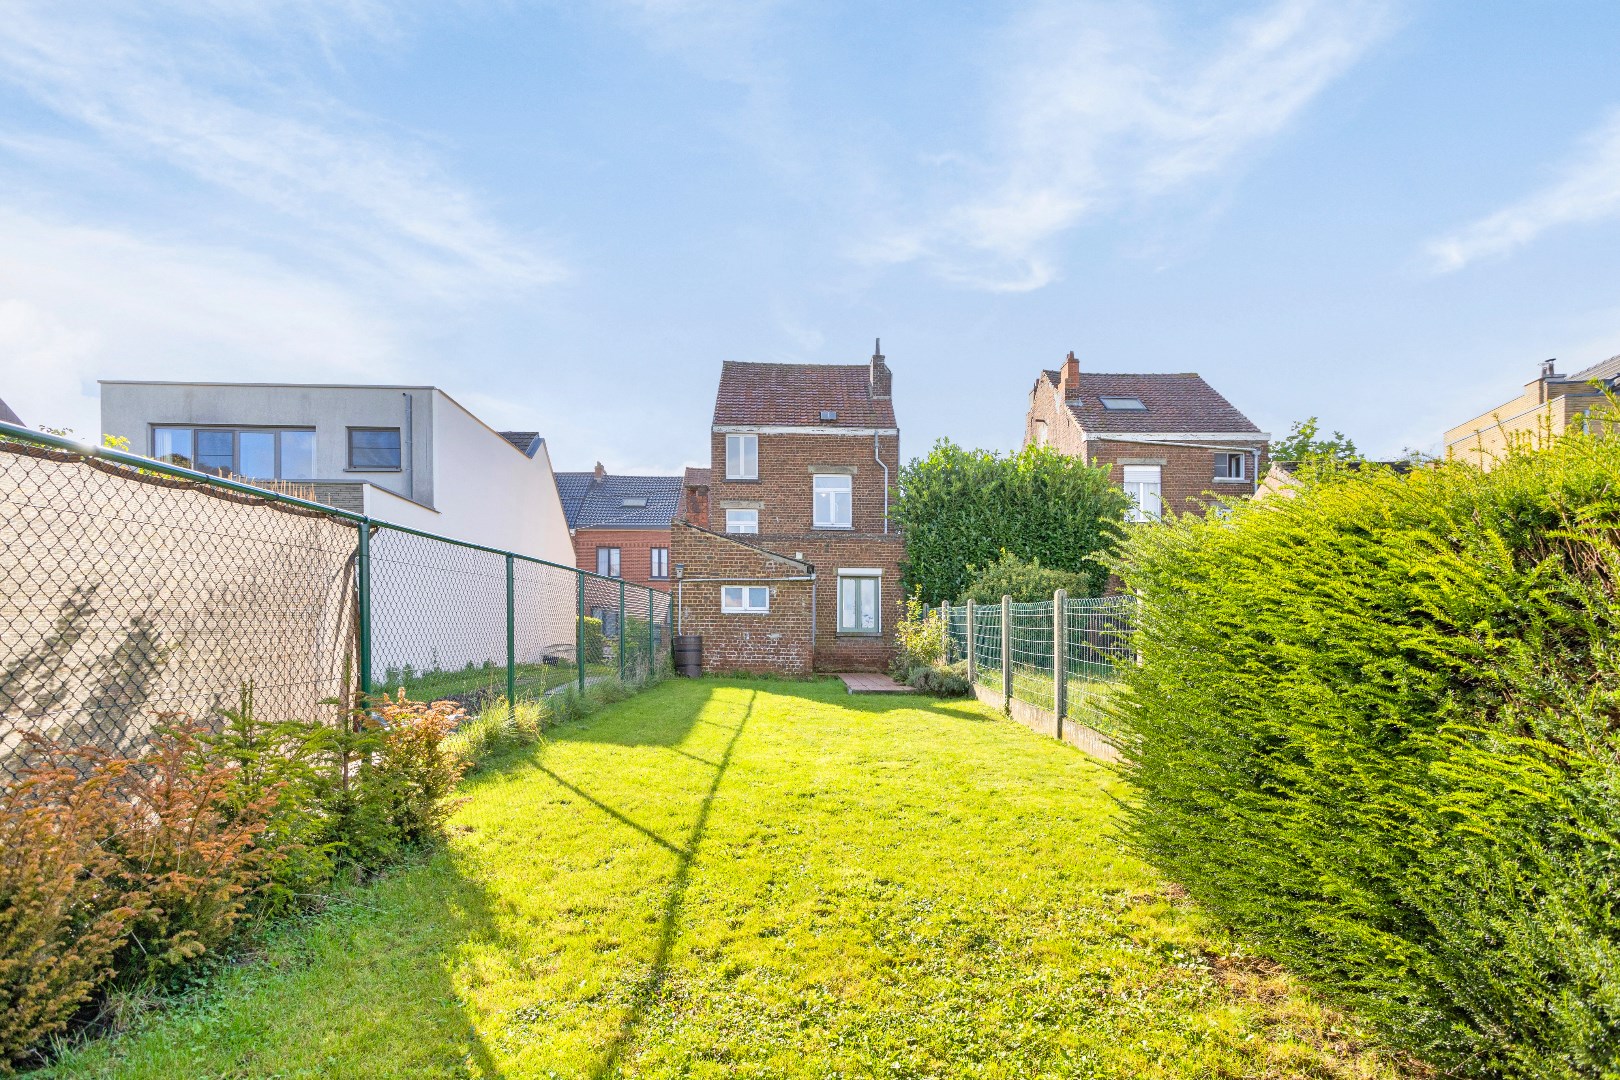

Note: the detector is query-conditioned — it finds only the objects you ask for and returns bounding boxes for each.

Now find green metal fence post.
[577,573,587,693]
[618,579,627,683]
[647,588,657,683]
[356,519,373,700]
[1053,588,1068,740]
[506,553,516,720]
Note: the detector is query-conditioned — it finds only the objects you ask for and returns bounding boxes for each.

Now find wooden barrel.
[673,635,702,677]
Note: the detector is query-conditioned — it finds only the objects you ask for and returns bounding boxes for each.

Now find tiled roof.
[498,430,542,457]
[1042,370,1262,436]
[713,361,896,428]
[1569,354,1620,383]
[554,470,682,530]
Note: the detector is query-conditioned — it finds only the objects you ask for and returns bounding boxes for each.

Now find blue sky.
[3,1,1620,471]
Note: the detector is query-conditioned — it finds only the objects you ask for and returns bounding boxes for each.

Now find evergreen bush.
[1115,432,1620,1078]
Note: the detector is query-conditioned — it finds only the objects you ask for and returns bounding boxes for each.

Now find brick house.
[1024,352,1268,519]
[672,346,904,674]
[1444,355,1620,467]
[555,462,680,591]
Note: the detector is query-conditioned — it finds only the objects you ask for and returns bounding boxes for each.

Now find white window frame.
[596,547,621,578]
[649,547,669,579]
[725,508,759,534]
[1213,452,1246,481]
[812,474,853,529]
[725,434,758,480]
[836,569,882,635]
[1033,420,1049,447]
[1122,465,1162,522]
[721,585,770,613]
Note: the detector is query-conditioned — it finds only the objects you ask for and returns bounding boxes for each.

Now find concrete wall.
[100,382,436,505]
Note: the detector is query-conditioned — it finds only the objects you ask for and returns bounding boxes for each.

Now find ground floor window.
[1122,465,1162,521]
[837,570,881,634]
[721,585,770,613]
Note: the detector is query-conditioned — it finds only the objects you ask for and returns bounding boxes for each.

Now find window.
[1099,396,1147,411]
[1122,465,1162,522]
[621,496,647,508]
[820,410,838,421]
[1033,420,1049,447]
[1214,452,1246,480]
[725,434,758,479]
[721,585,770,613]
[349,427,402,470]
[837,571,882,634]
[813,474,852,528]
[151,426,315,480]
[596,547,621,577]
[649,547,670,579]
[725,508,759,534]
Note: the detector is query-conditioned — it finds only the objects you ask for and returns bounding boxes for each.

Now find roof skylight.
[820,409,838,421]
[621,497,647,508]
[1099,396,1147,411]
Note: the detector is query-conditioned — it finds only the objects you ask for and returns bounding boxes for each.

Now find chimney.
[1540,358,1557,379]
[592,461,607,482]
[1059,351,1080,398]
[870,338,892,400]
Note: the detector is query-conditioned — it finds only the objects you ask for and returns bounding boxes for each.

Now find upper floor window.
[349,427,402,471]
[725,509,759,534]
[1122,465,1162,522]
[1033,420,1049,447]
[725,434,758,480]
[152,426,314,480]
[1214,452,1246,480]
[813,474,853,529]
[596,547,621,578]
[649,547,670,579]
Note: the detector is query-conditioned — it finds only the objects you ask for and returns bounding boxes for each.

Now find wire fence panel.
[0,426,676,781]
[0,439,358,778]
[944,605,969,664]
[1065,596,1136,737]
[1008,601,1056,712]
[972,604,1002,691]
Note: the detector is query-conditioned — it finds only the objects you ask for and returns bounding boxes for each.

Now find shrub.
[0,748,140,1069]
[958,550,1092,605]
[1115,427,1620,1078]
[890,593,945,678]
[367,693,468,849]
[894,440,1128,602]
[904,660,971,697]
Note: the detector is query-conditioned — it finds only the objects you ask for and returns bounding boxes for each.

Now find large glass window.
[813,474,852,528]
[837,571,881,634]
[721,585,770,613]
[1122,465,1162,521]
[596,547,621,577]
[725,434,758,479]
[349,428,402,470]
[650,547,670,579]
[152,426,314,479]
[725,509,759,534]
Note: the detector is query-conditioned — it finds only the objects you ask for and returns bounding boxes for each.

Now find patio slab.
[836,672,909,694]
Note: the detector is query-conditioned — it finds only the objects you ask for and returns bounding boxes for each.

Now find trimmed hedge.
[1114,431,1620,1078]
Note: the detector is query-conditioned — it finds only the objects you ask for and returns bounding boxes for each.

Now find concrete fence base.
[970,682,1120,764]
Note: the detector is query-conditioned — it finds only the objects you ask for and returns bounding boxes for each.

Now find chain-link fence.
[0,424,673,780]
[937,593,1134,747]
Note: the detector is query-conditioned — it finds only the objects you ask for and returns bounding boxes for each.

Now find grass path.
[37,679,1406,1079]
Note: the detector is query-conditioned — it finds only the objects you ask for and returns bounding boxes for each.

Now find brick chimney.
[1059,351,1080,398]
[870,338,892,400]
[592,461,607,482]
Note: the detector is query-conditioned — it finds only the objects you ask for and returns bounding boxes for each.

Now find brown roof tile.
[713,361,896,428]
[1044,369,1262,436]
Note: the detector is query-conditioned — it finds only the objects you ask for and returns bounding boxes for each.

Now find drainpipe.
[874,432,889,534]
[402,392,414,500]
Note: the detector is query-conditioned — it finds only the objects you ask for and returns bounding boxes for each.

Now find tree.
[959,551,1091,604]
[893,441,1129,603]
[1271,417,1359,462]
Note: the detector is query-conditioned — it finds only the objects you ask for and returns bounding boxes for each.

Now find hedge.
[1114,431,1620,1078]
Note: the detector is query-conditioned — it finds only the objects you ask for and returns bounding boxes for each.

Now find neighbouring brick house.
[672,346,904,674]
[555,463,680,598]
[1024,352,1269,519]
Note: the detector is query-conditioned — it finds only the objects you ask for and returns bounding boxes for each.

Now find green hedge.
[1114,432,1620,1078]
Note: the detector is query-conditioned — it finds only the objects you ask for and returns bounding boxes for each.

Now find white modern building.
[100,381,573,563]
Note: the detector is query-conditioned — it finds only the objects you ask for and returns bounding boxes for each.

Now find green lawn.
[377,660,619,702]
[37,679,1406,1079]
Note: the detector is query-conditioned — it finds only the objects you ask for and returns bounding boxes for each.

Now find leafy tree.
[1270,417,1358,462]
[959,551,1091,604]
[893,441,1128,602]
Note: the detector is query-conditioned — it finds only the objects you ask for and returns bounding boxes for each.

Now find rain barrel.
[673,635,702,677]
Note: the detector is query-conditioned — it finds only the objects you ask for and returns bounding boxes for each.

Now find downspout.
[402,392,414,500]
[874,432,889,534]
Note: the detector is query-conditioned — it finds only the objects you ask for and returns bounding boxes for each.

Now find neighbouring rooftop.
[556,466,682,530]
[713,361,897,429]
[1042,369,1262,436]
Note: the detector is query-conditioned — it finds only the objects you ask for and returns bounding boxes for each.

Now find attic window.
[621,496,647,508]
[1100,396,1147,411]
[820,410,838,421]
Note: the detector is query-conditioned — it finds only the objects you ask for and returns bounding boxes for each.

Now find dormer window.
[725,434,758,480]
[1100,397,1147,411]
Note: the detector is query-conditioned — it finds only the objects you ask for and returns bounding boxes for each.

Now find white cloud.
[868,0,1397,291]
[1425,108,1620,273]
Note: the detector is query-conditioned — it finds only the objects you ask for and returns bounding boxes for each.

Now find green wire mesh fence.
[971,602,1002,692]
[0,423,673,781]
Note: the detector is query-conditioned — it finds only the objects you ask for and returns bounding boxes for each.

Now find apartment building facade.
[1444,355,1620,466]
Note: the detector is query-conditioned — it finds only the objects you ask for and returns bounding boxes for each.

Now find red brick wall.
[569,527,672,591]
[669,522,814,675]
[702,429,903,672]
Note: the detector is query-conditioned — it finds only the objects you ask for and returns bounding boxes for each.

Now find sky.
[3,0,1620,471]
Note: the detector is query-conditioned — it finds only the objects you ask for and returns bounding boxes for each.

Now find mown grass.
[377,660,619,703]
[35,678,1410,1079]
